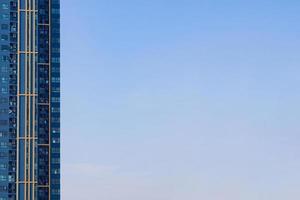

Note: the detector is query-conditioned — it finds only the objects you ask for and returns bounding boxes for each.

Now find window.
[1,87,8,94]
[52,77,60,83]
[1,3,8,9]
[1,45,9,51]
[0,175,7,181]
[51,189,60,195]
[51,97,60,103]
[0,131,7,137]
[52,9,60,14]
[52,117,60,123]
[51,107,60,113]
[52,47,60,53]
[51,168,60,174]
[52,138,60,144]
[1,34,8,41]
[1,14,8,20]
[8,175,14,182]
[0,152,7,158]
[52,57,60,63]
[0,164,7,170]
[0,97,7,104]
[52,127,60,133]
[52,158,60,164]
[0,56,8,62]
[52,67,60,73]
[0,109,7,114]
[0,142,7,148]
[0,120,7,125]
[0,186,7,192]
[1,24,8,30]
[52,147,60,154]
[52,178,60,185]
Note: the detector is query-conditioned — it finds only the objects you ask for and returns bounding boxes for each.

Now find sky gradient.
[61,0,300,199]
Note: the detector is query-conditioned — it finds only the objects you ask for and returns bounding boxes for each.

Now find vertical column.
[9,1,18,199]
[0,1,12,200]
[48,0,52,198]
[16,0,37,199]
[37,0,51,199]
[50,0,60,199]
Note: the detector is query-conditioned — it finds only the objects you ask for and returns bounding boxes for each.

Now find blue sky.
[61,0,300,199]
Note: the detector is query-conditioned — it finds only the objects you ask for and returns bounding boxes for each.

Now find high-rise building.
[0,0,60,199]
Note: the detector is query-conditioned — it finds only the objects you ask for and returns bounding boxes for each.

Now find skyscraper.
[0,0,60,199]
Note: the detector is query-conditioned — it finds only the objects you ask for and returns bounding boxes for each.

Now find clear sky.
[61,0,300,199]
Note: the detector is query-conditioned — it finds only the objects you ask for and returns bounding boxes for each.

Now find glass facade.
[0,0,60,199]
